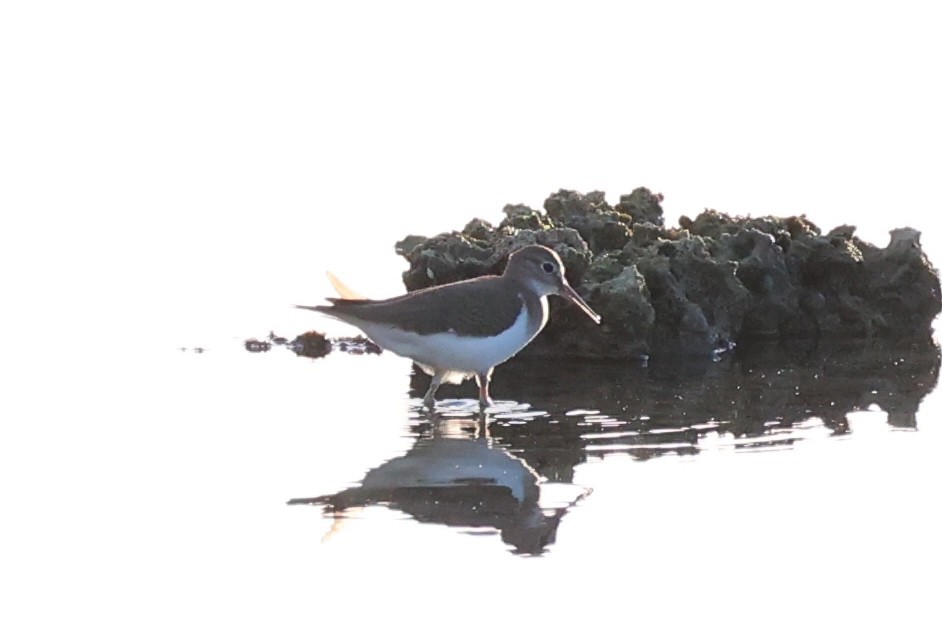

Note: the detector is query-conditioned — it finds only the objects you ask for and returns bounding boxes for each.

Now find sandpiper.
[296,244,601,410]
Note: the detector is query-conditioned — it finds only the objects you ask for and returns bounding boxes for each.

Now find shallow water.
[290,338,940,554]
[3,337,941,626]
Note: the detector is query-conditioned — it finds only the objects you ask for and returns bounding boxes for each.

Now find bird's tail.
[327,271,368,299]
[293,304,328,313]
[294,271,368,312]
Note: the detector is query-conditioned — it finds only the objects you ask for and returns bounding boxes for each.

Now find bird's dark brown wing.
[321,276,525,337]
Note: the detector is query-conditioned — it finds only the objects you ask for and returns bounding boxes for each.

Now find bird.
[296,244,601,410]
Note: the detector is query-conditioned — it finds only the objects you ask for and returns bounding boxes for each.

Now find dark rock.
[244,338,272,353]
[399,233,495,291]
[615,187,665,227]
[863,228,941,338]
[289,331,332,358]
[394,188,941,358]
[334,335,383,355]
[543,189,633,252]
[399,222,595,292]
[582,266,656,357]
[395,234,428,257]
[461,218,496,241]
[636,234,751,356]
[499,204,553,231]
[727,230,800,337]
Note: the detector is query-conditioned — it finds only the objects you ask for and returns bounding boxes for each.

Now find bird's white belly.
[357,304,541,377]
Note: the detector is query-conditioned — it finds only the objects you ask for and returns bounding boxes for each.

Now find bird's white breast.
[354,295,547,378]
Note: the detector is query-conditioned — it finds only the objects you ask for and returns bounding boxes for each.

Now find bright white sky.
[2,1,941,340]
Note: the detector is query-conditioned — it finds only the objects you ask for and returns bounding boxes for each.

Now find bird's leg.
[475,409,488,437]
[475,369,494,409]
[473,371,494,436]
[423,372,444,411]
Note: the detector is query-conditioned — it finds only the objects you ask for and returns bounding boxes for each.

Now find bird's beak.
[559,283,601,324]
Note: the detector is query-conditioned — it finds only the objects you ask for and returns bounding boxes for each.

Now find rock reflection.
[289,417,588,555]
[412,338,940,471]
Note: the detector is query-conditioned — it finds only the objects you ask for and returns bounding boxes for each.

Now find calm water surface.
[3,335,941,627]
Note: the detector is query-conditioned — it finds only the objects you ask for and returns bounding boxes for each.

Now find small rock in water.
[289,330,332,358]
[335,335,383,355]
[244,338,272,353]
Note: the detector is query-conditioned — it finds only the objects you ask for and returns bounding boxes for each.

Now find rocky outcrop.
[396,188,941,358]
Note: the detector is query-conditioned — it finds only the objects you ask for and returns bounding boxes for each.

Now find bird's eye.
[541,262,555,273]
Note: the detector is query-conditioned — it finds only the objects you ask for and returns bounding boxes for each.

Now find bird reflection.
[289,417,588,555]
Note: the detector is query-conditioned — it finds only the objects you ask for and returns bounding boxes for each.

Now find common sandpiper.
[296,244,601,410]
